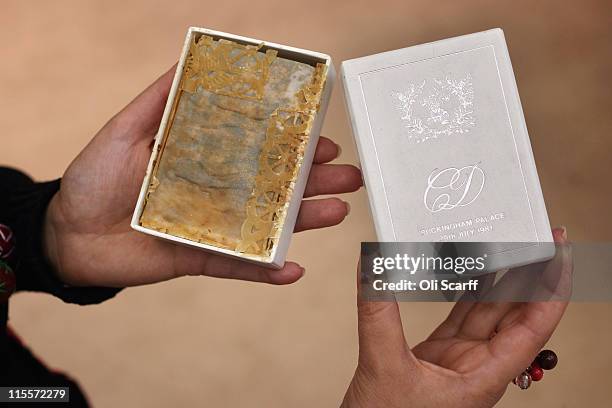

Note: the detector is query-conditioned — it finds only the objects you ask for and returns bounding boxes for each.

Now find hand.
[342,228,570,407]
[43,68,362,287]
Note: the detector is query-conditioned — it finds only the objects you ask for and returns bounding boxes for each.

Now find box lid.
[341,29,552,245]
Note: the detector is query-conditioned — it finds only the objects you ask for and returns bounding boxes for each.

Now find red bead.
[0,261,16,302]
[529,363,544,381]
[0,224,16,260]
[537,349,558,370]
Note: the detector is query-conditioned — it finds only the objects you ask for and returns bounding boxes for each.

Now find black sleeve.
[0,167,121,305]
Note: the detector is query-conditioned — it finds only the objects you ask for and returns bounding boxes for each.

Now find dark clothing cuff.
[1,167,121,305]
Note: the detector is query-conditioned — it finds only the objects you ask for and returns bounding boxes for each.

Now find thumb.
[113,65,177,140]
[356,262,416,369]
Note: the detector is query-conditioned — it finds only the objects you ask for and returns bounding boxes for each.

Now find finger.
[456,230,569,340]
[356,264,417,370]
[174,244,305,285]
[113,65,176,139]
[426,301,475,340]
[456,301,516,340]
[430,228,569,341]
[313,136,341,164]
[426,273,495,341]
[540,227,572,299]
[294,198,350,232]
[202,257,305,285]
[459,228,570,340]
[304,164,363,198]
[484,228,570,380]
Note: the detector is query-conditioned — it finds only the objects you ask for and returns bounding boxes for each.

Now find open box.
[131,27,335,268]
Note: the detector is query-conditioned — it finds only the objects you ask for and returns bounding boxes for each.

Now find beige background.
[2,0,611,406]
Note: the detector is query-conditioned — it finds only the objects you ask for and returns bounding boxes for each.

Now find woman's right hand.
[43,68,362,288]
[342,228,570,407]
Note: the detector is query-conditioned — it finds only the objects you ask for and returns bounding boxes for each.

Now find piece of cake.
[138,34,327,258]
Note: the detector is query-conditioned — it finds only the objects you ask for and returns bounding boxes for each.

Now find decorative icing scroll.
[181,35,277,100]
[237,64,328,256]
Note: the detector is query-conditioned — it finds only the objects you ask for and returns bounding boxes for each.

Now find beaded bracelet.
[513,349,558,390]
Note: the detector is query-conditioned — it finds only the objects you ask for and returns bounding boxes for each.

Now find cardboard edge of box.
[130,26,335,269]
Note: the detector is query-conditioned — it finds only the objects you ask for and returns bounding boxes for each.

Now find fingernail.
[336,143,343,158]
[560,225,567,240]
[344,201,351,215]
[300,267,306,277]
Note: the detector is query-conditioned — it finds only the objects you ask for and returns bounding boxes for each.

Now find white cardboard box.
[131,27,335,268]
[341,28,554,270]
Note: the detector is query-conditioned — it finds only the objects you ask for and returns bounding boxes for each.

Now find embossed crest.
[393,74,475,143]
